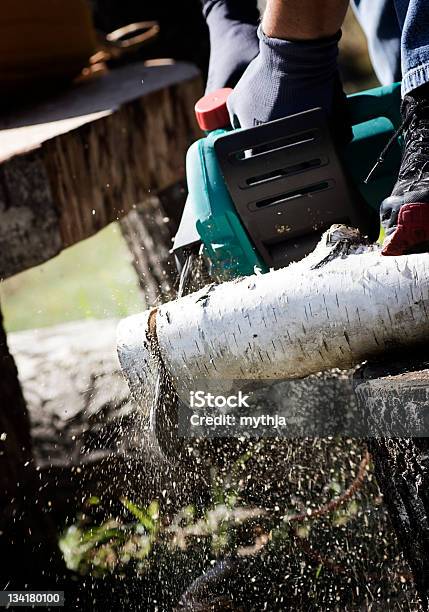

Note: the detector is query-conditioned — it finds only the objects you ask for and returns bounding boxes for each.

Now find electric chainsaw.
[118,82,408,459]
[173,83,402,280]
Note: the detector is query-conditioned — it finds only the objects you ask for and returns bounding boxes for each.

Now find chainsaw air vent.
[214,107,369,268]
[254,181,332,209]
[246,158,323,187]
[235,130,318,159]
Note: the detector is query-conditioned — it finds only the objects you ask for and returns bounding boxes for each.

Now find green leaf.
[80,525,123,545]
[121,498,155,533]
[147,500,159,521]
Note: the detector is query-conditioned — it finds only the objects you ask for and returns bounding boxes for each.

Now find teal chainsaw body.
[173,83,402,279]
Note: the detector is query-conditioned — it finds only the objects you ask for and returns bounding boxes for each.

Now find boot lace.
[364,95,429,185]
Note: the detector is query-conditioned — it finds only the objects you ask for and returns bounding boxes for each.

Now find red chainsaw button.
[195,88,233,131]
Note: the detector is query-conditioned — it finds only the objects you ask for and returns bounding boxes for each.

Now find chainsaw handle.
[195,83,402,135]
[347,82,402,131]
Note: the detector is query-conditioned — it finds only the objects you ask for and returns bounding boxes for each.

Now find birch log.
[117,227,429,403]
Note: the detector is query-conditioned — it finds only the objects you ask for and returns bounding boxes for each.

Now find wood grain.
[0,62,202,279]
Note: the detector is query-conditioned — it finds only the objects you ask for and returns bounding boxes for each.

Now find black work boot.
[380,83,429,255]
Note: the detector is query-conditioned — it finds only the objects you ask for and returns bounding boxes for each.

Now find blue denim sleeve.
[351,0,402,87]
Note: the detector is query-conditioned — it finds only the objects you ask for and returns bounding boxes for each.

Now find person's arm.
[262,0,349,41]
[227,0,350,130]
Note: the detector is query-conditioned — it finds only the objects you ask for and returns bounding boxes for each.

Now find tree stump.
[0,62,202,279]
[0,306,63,586]
[119,182,186,306]
[355,353,429,609]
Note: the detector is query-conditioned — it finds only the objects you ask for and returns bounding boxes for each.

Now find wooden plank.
[0,62,203,279]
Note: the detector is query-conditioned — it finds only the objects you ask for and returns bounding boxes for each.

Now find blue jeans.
[352,0,429,96]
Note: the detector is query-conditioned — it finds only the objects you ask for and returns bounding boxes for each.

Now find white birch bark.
[117,227,429,401]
